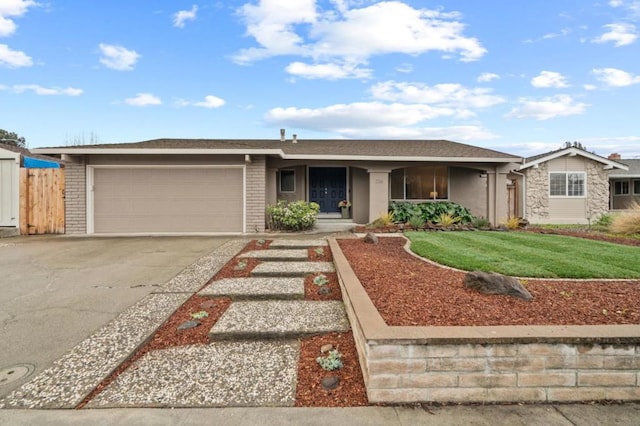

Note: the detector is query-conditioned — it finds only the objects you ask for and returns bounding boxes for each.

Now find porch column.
[486,166,511,226]
[266,167,277,207]
[367,168,391,223]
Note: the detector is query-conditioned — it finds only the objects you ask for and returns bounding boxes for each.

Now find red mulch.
[304,272,342,301]
[308,246,333,262]
[338,237,640,327]
[295,332,368,407]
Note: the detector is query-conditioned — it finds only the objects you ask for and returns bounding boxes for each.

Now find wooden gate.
[19,168,65,234]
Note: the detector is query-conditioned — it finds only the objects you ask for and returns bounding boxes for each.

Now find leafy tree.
[65,131,100,146]
[563,141,587,150]
[0,129,27,148]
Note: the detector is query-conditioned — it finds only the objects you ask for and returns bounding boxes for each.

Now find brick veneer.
[245,155,266,233]
[329,237,640,403]
[64,155,87,234]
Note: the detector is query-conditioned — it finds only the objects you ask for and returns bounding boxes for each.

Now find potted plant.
[338,200,351,219]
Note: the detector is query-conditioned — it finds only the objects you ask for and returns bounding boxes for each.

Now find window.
[549,172,585,197]
[634,180,640,195]
[279,169,295,193]
[614,181,629,195]
[390,166,448,200]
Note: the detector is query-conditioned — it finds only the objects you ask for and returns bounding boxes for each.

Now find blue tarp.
[23,156,60,169]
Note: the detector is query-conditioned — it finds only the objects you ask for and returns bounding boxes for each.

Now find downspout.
[510,169,526,219]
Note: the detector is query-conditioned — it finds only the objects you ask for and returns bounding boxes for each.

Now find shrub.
[435,212,460,228]
[389,201,474,224]
[266,200,319,231]
[371,211,395,228]
[471,216,491,229]
[610,201,640,235]
[594,213,614,228]
[501,215,521,230]
[408,214,425,229]
[316,349,344,371]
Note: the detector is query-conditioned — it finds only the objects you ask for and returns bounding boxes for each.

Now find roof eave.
[282,154,522,162]
[520,147,628,171]
[32,148,285,156]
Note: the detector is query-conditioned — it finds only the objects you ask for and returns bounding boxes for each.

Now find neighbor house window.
[279,169,295,193]
[614,181,629,195]
[634,180,640,195]
[549,172,585,197]
[390,166,448,200]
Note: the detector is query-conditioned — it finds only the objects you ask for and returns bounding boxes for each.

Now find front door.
[309,167,346,213]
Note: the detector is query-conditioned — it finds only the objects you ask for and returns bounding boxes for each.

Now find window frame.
[389,166,450,201]
[279,169,296,193]
[614,180,630,196]
[633,179,640,195]
[548,171,586,198]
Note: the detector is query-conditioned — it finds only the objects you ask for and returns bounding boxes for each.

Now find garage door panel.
[93,168,243,233]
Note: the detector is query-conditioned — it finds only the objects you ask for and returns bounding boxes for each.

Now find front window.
[614,180,629,195]
[549,172,585,197]
[390,166,448,200]
[634,180,640,195]
[279,169,295,193]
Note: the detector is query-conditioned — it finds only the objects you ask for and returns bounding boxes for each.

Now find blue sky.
[1,0,639,158]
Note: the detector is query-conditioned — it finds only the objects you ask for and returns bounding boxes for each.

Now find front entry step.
[251,261,335,277]
[198,277,305,300]
[209,300,350,340]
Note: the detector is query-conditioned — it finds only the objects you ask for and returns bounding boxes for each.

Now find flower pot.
[341,207,349,219]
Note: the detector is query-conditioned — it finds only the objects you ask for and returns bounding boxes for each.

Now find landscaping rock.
[321,376,340,390]
[177,320,201,331]
[463,271,533,301]
[318,286,332,295]
[320,344,333,353]
[363,233,378,244]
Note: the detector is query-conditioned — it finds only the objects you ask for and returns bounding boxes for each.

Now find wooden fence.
[19,168,65,234]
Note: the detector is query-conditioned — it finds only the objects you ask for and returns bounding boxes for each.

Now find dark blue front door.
[309,167,346,213]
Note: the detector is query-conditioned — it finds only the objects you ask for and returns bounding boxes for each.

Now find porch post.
[367,168,391,223]
[486,166,511,226]
[266,167,277,207]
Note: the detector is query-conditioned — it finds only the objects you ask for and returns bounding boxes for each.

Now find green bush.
[266,200,319,231]
[471,216,491,229]
[595,213,614,228]
[389,201,474,224]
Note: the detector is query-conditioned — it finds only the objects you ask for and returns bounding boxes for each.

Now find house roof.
[520,146,628,171]
[609,159,640,178]
[32,138,522,163]
[0,142,64,165]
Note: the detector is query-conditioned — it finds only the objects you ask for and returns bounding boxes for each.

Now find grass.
[405,231,640,279]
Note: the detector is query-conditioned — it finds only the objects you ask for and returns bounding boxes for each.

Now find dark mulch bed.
[338,237,640,327]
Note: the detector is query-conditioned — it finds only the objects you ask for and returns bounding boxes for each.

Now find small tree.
[563,141,587,150]
[0,129,27,148]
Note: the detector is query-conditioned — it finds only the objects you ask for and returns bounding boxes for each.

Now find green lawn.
[405,231,640,279]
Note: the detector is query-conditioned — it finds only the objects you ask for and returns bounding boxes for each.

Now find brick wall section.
[363,341,640,403]
[64,155,86,234]
[245,155,266,233]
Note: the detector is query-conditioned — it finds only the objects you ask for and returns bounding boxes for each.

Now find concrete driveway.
[0,235,231,398]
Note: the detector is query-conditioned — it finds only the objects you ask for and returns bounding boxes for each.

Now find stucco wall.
[449,167,488,219]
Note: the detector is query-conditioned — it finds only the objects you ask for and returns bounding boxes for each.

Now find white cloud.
[99,43,140,71]
[0,43,32,67]
[371,81,505,110]
[583,84,597,90]
[285,61,372,79]
[593,67,640,86]
[265,102,460,130]
[505,95,588,120]
[592,23,638,46]
[10,84,82,96]
[125,93,162,106]
[234,1,486,79]
[173,5,198,28]
[177,95,226,108]
[335,125,498,141]
[477,72,499,83]
[0,0,38,37]
[531,71,569,88]
[395,63,413,73]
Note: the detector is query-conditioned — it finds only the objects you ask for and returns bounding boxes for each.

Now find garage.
[91,166,244,233]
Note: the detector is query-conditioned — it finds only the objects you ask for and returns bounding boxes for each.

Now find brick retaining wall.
[329,238,640,403]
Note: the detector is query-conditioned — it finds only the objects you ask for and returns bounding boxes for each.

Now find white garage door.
[93,167,244,233]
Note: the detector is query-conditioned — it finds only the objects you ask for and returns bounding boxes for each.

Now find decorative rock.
[177,320,201,331]
[321,376,340,390]
[363,232,378,244]
[318,286,332,295]
[320,344,333,353]
[464,271,533,301]
[200,300,218,310]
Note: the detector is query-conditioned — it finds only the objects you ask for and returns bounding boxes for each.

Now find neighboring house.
[607,154,640,210]
[0,142,62,230]
[517,147,628,224]
[33,136,522,235]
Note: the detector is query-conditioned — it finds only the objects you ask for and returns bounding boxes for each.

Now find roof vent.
[280,129,285,142]
[292,134,298,144]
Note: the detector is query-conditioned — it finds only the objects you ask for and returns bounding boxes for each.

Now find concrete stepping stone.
[239,249,308,261]
[86,341,299,407]
[209,300,350,340]
[269,239,328,249]
[251,261,335,277]
[199,277,305,300]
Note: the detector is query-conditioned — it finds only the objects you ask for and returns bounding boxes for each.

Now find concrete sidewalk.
[2,404,640,425]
